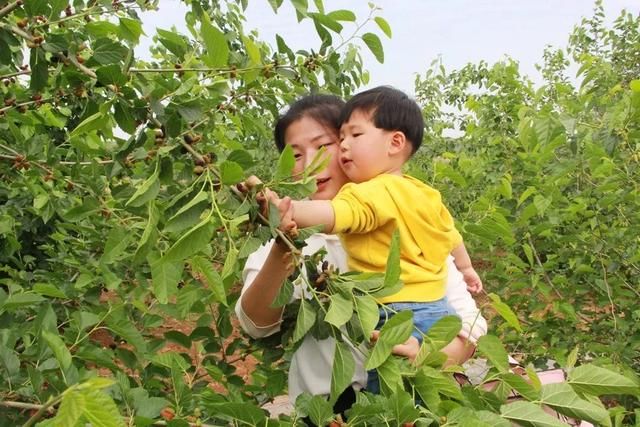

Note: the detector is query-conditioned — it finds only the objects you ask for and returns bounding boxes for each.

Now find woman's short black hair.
[274,94,345,151]
[340,86,424,154]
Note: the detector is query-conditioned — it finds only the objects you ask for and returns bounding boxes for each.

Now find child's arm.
[451,242,483,294]
[260,189,335,233]
[290,200,335,233]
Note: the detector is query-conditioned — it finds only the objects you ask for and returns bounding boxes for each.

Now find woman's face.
[285,115,349,200]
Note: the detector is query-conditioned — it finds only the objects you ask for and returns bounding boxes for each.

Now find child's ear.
[388,131,408,155]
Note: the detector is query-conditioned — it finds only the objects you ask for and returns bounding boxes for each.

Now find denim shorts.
[367,298,450,395]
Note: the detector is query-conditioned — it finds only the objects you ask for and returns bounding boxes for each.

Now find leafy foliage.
[0,0,638,425]
[413,0,639,375]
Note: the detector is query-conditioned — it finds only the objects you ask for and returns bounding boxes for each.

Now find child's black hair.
[274,94,345,151]
[340,86,424,154]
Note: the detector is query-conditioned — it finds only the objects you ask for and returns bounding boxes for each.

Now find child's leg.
[366,300,450,395]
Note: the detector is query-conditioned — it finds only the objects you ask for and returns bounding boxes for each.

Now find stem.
[0,0,23,19]
[0,97,54,114]
[207,173,235,249]
[0,22,34,42]
[0,400,48,412]
[66,53,97,78]
[129,64,293,74]
[23,394,63,427]
[526,235,563,299]
[0,69,31,80]
[598,257,617,330]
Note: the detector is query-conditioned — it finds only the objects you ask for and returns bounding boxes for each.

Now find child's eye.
[294,153,302,160]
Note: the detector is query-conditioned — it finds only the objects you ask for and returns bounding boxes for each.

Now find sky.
[139,1,639,94]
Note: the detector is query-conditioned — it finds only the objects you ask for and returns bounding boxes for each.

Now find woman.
[235,94,487,411]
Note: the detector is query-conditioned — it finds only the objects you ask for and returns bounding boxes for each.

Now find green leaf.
[29,47,48,92]
[242,35,261,64]
[1,293,45,311]
[366,310,413,370]
[271,279,294,308]
[324,293,353,328]
[630,79,640,92]
[106,314,147,353]
[415,366,464,401]
[487,293,523,332]
[96,64,126,86]
[374,16,392,38]
[306,395,334,426]
[291,0,309,21]
[85,21,120,38]
[383,229,401,289]
[292,299,317,343]
[423,315,462,351]
[327,9,356,22]
[42,330,72,371]
[500,372,540,401]
[114,101,136,134]
[477,335,510,373]
[54,388,85,426]
[362,32,384,63]
[92,38,128,64]
[376,356,403,395]
[540,382,611,426]
[33,283,66,299]
[354,294,379,341]
[206,403,268,425]
[387,387,420,423]
[201,19,229,68]
[70,112,107,138]
[134,201,160,259]
[150,257,183,304]
[330,341,355,403]
[162,220,214,263]
[126,169,160,207]
[312,13,343,33]
[500,401,569,427]
[220,160,244,185]
[267,0,284,12]
[23,0,49,17]
[119,17,144,43]
[568,365,640,396]
[275,144,296,180]
[82,388,125,427]
[156,29,188,58]
[100,227,132,264]
[190,255,226,305]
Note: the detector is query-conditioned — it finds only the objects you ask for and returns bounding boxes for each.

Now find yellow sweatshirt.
[331,174,462,303]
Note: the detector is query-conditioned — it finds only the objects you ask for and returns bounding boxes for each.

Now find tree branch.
[0,22,34,42]
[0,1,23,20]
[0,69,31,80]
[0,97,53,114]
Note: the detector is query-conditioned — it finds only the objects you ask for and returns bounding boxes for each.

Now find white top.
[236,233,487,400]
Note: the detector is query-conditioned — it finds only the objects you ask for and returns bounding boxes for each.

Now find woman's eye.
[294,154,302,160]
[320,142,335,148]
[353,133,363,138]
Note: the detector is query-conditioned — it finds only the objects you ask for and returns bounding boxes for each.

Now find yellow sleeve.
[330,181,392,234]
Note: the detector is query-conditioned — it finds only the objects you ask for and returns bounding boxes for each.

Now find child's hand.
[461,267,483,294]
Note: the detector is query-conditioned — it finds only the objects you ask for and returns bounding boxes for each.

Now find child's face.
[339,110,395,183]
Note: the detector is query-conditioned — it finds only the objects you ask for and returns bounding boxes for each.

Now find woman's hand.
[371,330,421,362]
